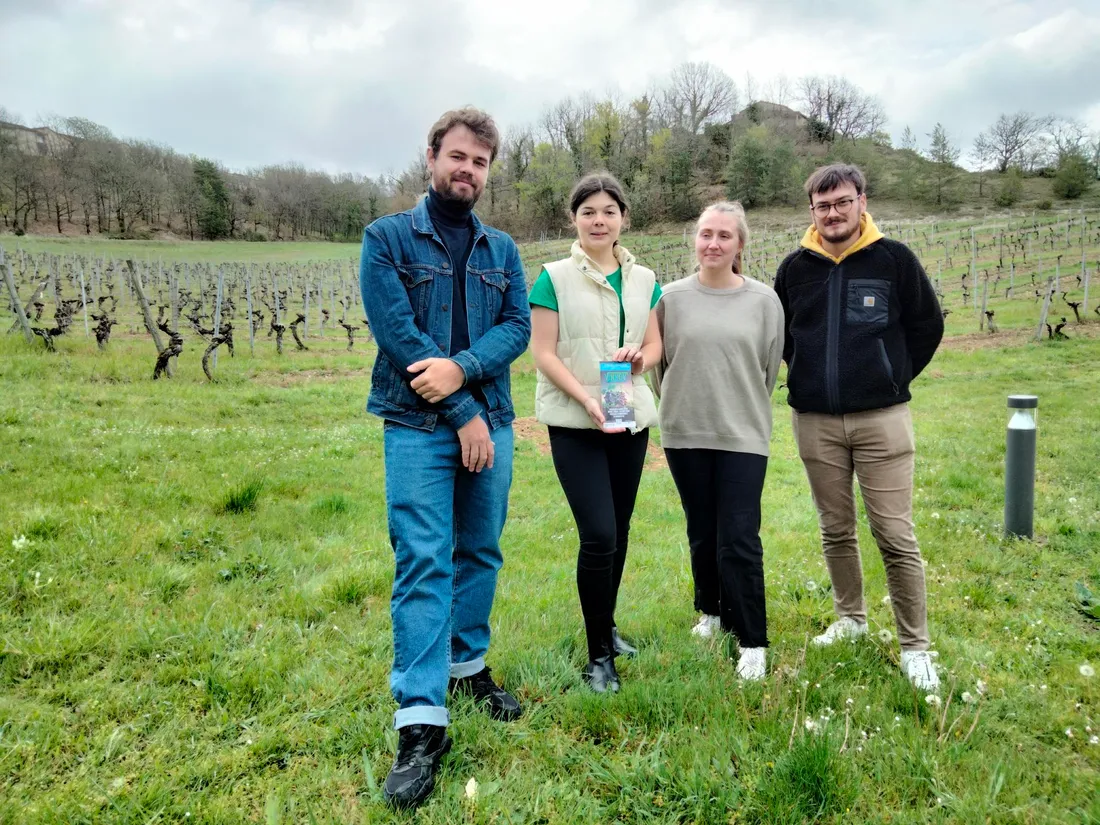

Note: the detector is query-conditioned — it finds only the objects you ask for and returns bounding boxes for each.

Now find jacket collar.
[569,240,635,280]
[412,194,491,243]
[800,212,884,264]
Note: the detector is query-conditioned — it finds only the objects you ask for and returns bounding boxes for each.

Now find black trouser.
[664,448,769,648]
[548,426,649,660]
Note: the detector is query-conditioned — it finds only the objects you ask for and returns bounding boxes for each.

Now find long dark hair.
[568,173,629,217]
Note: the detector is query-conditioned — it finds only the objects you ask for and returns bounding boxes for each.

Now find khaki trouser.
[791,403,929,651]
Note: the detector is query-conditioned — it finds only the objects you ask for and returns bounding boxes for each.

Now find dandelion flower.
[931,512,940,519]
[1089,736,1099,746]
[975,679,987,695]
[877,629,893,643]
[804,718,818,732]
[961,691,974,704]
[465,777,478,801]
[11,535,28,550]
[1065,728,1074,738]
[1080,664,1095,678]
[806,579,818,591]
[881,595,892,605]
[925,694,942,708]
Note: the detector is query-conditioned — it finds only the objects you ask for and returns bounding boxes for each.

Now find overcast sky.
[2,0,1098,177]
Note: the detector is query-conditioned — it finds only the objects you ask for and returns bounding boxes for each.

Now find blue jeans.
[384,416,514,729]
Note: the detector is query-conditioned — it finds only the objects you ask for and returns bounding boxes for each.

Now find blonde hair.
[695,200,749,274]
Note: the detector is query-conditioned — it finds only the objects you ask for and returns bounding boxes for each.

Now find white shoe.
[736,647,766,681]
[811,617,868,647]
[691,614,721,638]
[901,650,940,692]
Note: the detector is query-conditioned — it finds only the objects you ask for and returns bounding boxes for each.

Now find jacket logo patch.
[863,296,876,307]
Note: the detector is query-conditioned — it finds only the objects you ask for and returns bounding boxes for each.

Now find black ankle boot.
[610,626,638,658]
[383,724,451,809]
[448,666,523,722]
[582,655,621,693]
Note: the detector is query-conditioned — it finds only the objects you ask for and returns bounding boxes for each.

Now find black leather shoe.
[448,667,523,722]
[610,627,638,658]
[582,655,621,693]
[383,724,451,809]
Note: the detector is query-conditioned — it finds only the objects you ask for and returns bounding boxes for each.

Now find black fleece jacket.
[774,237,943,415]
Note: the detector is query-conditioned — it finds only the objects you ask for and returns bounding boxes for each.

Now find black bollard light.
[1005,395,1038,539]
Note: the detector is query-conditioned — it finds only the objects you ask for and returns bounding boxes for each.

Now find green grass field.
[1,225,1099,824]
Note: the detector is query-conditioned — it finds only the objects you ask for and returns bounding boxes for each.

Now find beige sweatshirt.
[655,274,784,456]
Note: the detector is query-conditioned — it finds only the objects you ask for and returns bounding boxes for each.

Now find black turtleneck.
[426,186,475,357]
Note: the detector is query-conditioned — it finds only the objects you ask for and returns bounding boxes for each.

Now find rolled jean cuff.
[449,656,485,680]
[394,705,449,730]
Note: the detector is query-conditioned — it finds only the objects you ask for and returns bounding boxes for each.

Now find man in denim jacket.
[359,108,531,809]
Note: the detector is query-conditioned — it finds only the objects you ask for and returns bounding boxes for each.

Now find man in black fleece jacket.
[774,163,943,692]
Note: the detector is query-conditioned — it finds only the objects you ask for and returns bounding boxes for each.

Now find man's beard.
[436,173,480,207]
[821,218,858,243]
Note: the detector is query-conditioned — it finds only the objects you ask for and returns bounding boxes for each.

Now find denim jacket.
[359,197,531,432]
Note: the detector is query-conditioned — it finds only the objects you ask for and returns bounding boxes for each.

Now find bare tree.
[970,133,996,198]
[798,75,885,142]
[663,62,738,135]
[978,112,1052,173]
[1048,116,1088,164]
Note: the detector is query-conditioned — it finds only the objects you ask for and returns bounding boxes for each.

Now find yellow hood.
[800,212,884,264]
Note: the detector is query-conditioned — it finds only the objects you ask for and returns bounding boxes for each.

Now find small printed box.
[599,361,635,430]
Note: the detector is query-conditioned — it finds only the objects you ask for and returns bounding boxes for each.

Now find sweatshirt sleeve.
[652,296,667,401]
[896,243,944,378]
[764,295,784,395]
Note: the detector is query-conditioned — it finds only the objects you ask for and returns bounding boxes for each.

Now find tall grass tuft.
[219,480,265,514]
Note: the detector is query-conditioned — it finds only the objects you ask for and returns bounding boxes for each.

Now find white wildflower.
[11,535,28,550]
[877,629,893,643]
[1065,728,1074,738]
[804,718,818,732]
[846,698,854,706]
[1068,497,1077,504]
[1040,684,1047,691]
[931,512,940,519]
[1089,736,1099,746]
[1080,664,1095,678]
[465,777,478,800]
[975,679,987,695]
[961,692,974,704]
[925,694,942,708]
[806,579,818,591]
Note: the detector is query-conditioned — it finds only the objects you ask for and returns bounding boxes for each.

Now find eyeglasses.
[811,197,859,217]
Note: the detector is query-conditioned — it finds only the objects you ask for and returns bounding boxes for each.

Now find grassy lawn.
[1,221,1099,823]
[1,323,1098,824]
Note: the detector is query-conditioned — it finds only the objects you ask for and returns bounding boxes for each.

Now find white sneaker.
[691,614,721,638]
[736,647,766,681]
[811,617,868,647]
[901,650,940,692]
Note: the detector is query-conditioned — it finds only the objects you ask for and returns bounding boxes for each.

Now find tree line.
[2,66,1098,242]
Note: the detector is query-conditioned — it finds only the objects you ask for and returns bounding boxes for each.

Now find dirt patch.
[940,322,1098,353]
[939,329,1032,352]
[645,440,667,471]
[252,368,372,386]
[512,416,667,471]
[513,416,551,455]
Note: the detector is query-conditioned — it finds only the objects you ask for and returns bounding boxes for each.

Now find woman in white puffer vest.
[529,173,663,693]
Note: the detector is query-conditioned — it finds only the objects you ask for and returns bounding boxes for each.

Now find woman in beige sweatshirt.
[656,201,784,681]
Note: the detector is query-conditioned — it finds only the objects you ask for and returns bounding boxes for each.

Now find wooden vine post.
[1,246,34,344]
[127,259,171,377]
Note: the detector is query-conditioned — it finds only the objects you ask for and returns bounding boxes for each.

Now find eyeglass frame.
[810,195,863,217]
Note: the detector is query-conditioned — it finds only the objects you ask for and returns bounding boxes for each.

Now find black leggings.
[548,426,649,660]
[664,448,769,648]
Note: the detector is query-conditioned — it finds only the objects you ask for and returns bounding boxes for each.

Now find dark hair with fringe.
[568,172,629,216]
[804,163,866,202]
